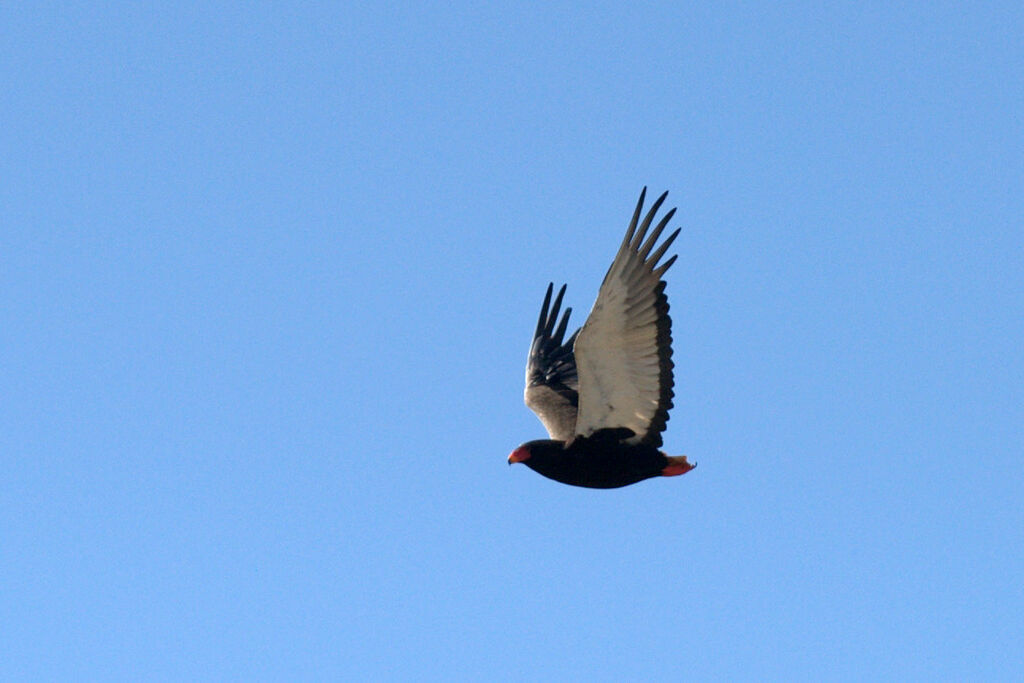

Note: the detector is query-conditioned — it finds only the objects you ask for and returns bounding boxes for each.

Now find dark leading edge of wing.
[524,283,580,442]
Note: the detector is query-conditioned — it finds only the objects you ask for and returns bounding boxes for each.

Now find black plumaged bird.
[508,188,695,489]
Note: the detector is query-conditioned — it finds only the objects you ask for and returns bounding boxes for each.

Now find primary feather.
[524,283,580,442]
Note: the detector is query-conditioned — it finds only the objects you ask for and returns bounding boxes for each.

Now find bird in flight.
[509,188,695,489]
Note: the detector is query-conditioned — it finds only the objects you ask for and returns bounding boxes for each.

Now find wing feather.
[572,188,680,447]
[523,283,580,441]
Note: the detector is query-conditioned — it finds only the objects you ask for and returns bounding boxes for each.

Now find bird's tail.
[661,454,696,477]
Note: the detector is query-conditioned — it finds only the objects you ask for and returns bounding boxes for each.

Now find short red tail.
[661,455,696,477]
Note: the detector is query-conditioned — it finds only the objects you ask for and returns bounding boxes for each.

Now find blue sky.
[3,2,1022,679]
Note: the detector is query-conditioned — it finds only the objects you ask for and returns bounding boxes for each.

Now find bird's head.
[508,439,565,467]
[507,444,532,465]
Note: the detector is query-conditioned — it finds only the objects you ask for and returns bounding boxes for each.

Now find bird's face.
[507,445,532,465]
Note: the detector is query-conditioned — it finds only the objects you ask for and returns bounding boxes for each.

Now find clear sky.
[3,2,1022,680]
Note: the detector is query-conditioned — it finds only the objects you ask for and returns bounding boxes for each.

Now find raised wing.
[572,188,680,448]
[524,283,580,441]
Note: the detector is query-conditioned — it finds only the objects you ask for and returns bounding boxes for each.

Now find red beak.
[508,447,530,465]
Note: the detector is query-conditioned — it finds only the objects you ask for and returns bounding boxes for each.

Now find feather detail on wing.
[524,283,580,441]
[572,188,680,448]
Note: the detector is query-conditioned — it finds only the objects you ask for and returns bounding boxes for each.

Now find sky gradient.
[3,2,1022,680]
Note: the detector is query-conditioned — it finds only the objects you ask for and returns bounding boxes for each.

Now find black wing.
[523,283,580,442]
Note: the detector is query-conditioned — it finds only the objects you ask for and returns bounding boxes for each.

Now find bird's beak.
[508,447,529,465]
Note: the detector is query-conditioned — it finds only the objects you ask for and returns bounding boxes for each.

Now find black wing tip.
[534,282,571,340]
[624,188,648,246]
[527,279,580,398]
[655,254,679,278]
[552,306,573,345]
[630,188,675,240]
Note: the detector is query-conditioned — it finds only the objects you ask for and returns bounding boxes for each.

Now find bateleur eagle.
[508,188,695,488]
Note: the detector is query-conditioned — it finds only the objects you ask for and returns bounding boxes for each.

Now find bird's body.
[510,429,693,489]
[509,188,695,489]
